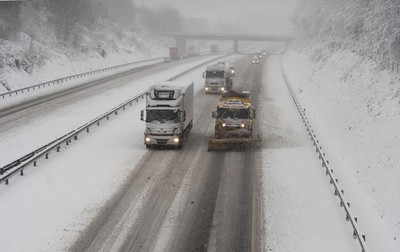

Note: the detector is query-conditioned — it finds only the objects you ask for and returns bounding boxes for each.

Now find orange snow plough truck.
[208,90,261,151]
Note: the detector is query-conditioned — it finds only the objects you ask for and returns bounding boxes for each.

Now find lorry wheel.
[146,145,151,149]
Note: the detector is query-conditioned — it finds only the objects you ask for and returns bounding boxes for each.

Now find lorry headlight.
[145,137,151,142]
[241,123,245,128]
[222,123,226,127]
[205,87,209,91]
[173,137,180,143]
[221,87,225,91]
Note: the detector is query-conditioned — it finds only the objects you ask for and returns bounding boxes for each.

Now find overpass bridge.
[169,32,296,53]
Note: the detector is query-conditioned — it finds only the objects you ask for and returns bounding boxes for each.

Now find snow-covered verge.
[0,30,170,92]
[282,44,400,251]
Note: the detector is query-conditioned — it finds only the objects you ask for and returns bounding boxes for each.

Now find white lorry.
[140,82,194,149]
[203,64,233,94]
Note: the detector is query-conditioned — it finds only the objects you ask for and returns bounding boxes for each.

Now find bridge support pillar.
[234,40,239,53]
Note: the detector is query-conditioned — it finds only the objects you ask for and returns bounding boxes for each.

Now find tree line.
[293,0,400,60]
[0,0,207,44]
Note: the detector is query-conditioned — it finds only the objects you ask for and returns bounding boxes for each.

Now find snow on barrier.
[0,55,228,186]
[0,57,165,99]
[280,60,369,252]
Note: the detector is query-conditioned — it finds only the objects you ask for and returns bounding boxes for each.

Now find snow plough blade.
[207,135,261,151]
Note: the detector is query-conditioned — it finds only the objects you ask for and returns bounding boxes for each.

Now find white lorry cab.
[140,82,194,149]
[203,64,233,94]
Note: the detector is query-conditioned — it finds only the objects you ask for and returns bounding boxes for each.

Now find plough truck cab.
[208,90,261,151]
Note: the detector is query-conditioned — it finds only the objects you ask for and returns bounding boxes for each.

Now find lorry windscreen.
[217,108,250,119]
[206,71,224,78]
[147,110,179,123]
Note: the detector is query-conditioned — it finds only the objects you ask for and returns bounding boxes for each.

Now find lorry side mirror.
[202,72,206,78]
[180,111,186,122]
[140,110,145,121]
[251,108,256,119]
[212,111,217,118]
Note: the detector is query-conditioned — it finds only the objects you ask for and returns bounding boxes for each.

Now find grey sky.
[134,0,298,35]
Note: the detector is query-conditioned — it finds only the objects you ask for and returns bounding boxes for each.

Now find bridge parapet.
[169,32,295,53]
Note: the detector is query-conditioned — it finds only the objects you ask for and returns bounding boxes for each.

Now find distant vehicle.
[140,82,194,149]
[169,47,180,60]
[254,52,263,59]
[208,90,261,151]
[217,60,235,77]
[187,45,200,57]
[203,64,233,94]
[252,58,260,64]
[210,44,219,53]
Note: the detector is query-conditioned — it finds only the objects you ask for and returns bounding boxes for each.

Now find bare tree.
[100,0,136,30]
[0,1,22,39]
[137,5,182,34]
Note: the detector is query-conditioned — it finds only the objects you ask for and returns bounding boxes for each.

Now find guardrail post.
[57,146,60,152]
[34,161,37,167]
[87,128,90,133]
[45,153,49,159]
[20,169,24,176]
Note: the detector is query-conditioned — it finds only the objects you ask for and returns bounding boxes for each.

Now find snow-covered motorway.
[0,54,360,251]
